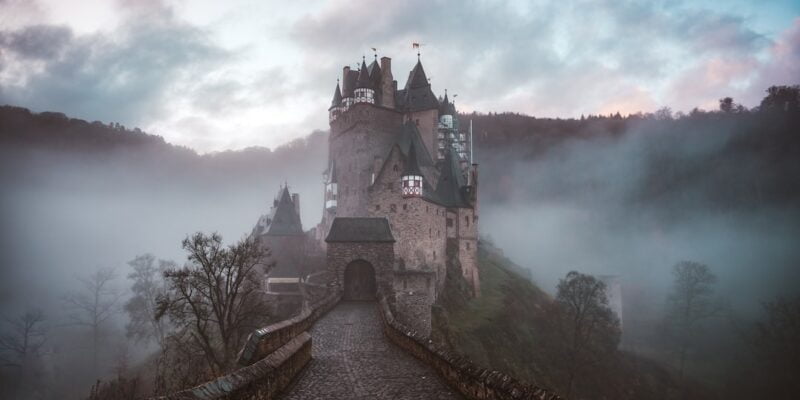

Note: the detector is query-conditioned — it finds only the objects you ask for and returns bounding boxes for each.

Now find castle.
[252,53,480,334]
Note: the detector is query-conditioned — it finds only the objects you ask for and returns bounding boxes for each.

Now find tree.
[124,254,171,346]
[751,296,800,396]
[63,267,121,375]
[0,309,48,397]
[719,97,734,113]
[551,271,620,397]
[662,261,721,380]
[759,85,800,112]
[156,232,272,376]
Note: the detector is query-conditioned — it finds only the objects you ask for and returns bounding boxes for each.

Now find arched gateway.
[325,217,395,301]
[343,260,376,300]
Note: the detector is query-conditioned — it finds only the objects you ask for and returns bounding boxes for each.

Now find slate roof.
[433,146,471,208]
[325,217,395,243]
[330,82,342,110]
[439,93,456,116]
[402,142,423,176]
[394,59,439,112]
[264,186,304,236]
[394,121,434,168]
[356,60,372,89]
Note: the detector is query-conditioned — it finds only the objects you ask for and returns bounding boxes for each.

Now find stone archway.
[343,260,376,301]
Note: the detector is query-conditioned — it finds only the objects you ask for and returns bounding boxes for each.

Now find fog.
[1,108,799,397]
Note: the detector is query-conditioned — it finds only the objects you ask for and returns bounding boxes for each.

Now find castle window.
[438,230,441,237]
[390,204,397,212]
[375,205,381,211]
[403,204,407,211]
[393,164,399,172]
[429,228,432,237]
[426,206,430,213]
[433,251,436,260]
[467,242,471,250]
[446,218,453,227]
[403,278,407,290]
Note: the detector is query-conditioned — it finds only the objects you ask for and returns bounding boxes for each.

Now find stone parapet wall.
[151,332,312,400]
[237,290,340,366]
[378,297,563,400]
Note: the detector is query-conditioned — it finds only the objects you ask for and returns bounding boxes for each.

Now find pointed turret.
[406,59,429,89]
[354,58,376,104]
[401,142,424,198]
[356,59,371,89]
[330,82,342,110]
[329,81,343,123]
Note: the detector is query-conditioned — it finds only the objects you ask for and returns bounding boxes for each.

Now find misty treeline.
[536,262,799,399]
[467,85,800,211]
[1,231,275,399]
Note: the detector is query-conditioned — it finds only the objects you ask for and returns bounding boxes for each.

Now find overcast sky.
[1,0,798,152]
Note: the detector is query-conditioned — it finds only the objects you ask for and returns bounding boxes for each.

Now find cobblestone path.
[279,301,463,399]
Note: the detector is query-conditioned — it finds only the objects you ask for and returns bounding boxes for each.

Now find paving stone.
[279,301,463,400]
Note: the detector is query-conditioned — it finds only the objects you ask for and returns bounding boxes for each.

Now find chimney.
[342,66,351,95]
[292,193,300,217]
[380,57,395,109]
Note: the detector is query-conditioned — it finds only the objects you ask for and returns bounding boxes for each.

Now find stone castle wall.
[368,149,447,286]
[328,103,403,217]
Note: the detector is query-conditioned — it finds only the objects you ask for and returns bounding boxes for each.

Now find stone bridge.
[154,288,561,400]
[153,220,562,400]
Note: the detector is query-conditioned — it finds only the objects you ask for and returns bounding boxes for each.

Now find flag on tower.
[412,43,420,49]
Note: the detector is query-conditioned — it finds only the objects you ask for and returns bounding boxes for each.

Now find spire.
[356,58,372,89]
[329,80,342,110]
[406,59,429,89]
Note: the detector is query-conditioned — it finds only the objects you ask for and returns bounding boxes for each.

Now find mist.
[1,103,799,398]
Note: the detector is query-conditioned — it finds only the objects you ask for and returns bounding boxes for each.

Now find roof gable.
[265,186,304,235]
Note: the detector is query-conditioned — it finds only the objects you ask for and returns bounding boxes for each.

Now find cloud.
[1,1,797,151]
[290,0,784,117]
[0,12,227,126]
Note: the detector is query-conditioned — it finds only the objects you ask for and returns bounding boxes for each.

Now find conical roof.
[356,59,372,89]
[406,59,429,89]
[439,92,456,116]
[329,82,342,110]
[402,142,423,176]
[265,186,304,235]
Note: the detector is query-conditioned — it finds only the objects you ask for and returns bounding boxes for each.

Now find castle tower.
[401,143,424,198]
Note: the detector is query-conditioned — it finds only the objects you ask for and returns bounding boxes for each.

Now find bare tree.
[156,232,272,376]
[663,261,722,380]
[124,254,171,346]
[63,267,121,375]
[0,309,48,398]
[551,271,620,397]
